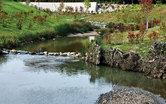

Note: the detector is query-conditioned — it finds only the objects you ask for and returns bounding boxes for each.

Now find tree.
[0,0,2,13]
[138,0,153,30]
[84,0,91,13]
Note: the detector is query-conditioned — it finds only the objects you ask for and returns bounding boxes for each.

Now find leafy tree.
[138,0,153,30]
[84,0,91,12]
[0,0,2,13]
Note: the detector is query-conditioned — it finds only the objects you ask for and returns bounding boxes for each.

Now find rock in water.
[86,44,102,65]
[96,86,166,104]
[10,49,17,54]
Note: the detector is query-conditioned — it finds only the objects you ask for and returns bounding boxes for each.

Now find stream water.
[0,37,166,104]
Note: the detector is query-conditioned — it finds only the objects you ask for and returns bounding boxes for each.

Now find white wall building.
[21,2,97,13]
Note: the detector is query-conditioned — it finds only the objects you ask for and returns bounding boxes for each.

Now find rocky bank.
[86,42,166,79]
[96,85,166,104]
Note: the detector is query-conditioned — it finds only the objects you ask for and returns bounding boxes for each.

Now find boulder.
[54,52,60,56]
[141,42,166,79]
[103,48,140,71]
[10,49,17,54]
[103,48,124,68]
[120,52,140,71]
[43,51,48,55]
[86,44,103,65]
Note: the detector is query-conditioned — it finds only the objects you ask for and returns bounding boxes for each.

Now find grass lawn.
[86,4,166,25]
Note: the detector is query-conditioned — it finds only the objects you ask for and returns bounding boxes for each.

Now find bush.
[147,31,159,44]
[103,34,112,45]
[54,22,93,36]
[0,11,8,27]
[127,31,135,43]
[112,30,124,44]
[127,23,140,31]
[97,28,113,37]
[107,22,126,32]
[54,24,73,36]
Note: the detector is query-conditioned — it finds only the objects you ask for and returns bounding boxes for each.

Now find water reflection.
[24,55,166,99]
[0,55,112,104]
[0,55,7,64]
[18,37,89,52]
[0,54,166,104]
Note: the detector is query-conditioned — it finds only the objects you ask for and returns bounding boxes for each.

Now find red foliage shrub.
[75,6,78,12]
[103,34,112,45]
[139,22,146,40]
[43,15,47,19]
[0,10,8,27]
[69,7,74,12]
[127,31,136,43]
[33,15,38,21]
[147,31,159,44]
[80,6,83,12]
[30,10,34,14]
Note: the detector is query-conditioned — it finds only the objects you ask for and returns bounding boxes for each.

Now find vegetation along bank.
[0,0,94,51]
[84,2,166,79]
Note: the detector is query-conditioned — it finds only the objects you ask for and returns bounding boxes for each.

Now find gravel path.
[67,31,99,37]
[96,85,166,104]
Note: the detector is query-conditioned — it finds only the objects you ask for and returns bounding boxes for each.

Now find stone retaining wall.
[86,42,166,79]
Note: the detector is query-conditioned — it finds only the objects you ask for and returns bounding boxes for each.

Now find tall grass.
[54,22,93,36]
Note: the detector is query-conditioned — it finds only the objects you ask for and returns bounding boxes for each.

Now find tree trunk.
[146,16,149,30]
[146,9,149,30]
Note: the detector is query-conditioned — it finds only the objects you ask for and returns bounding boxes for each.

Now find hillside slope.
[0,0,76,48]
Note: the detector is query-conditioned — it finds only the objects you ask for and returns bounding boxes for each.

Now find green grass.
[0,0,83,48]
[86,4,166,25]
[100,26,166,58]
[87,4,166,57]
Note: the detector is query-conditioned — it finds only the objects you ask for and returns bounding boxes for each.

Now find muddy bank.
[86,42,166,79]
[96,85,166,104]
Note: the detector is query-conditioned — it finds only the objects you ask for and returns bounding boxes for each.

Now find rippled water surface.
[0,54,113,104]
[0,37,166,104]
[0,54,166,104]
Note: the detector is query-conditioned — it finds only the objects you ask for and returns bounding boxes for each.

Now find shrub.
[0,11,8,27]
[107,22,126,32]
[44,8,52,15]
[15,12,24,30]
[54,22,93,36]
[37,16,45,24]
[127,24,140,31]
[75,7,78,12]
[0,0,2,12]
[80,6,84,13]
[139,22,146,41]
[69,7,74,13]
[147,31,159,44]
[16,20,23,30]
[28,21,33,29]
[68,22,93,33]
[54,24,72,36]
[65,6,71,12]
[127,31,136,43]
[97,28,110,37]
[103,34,112,45]
[112,30,124,44]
